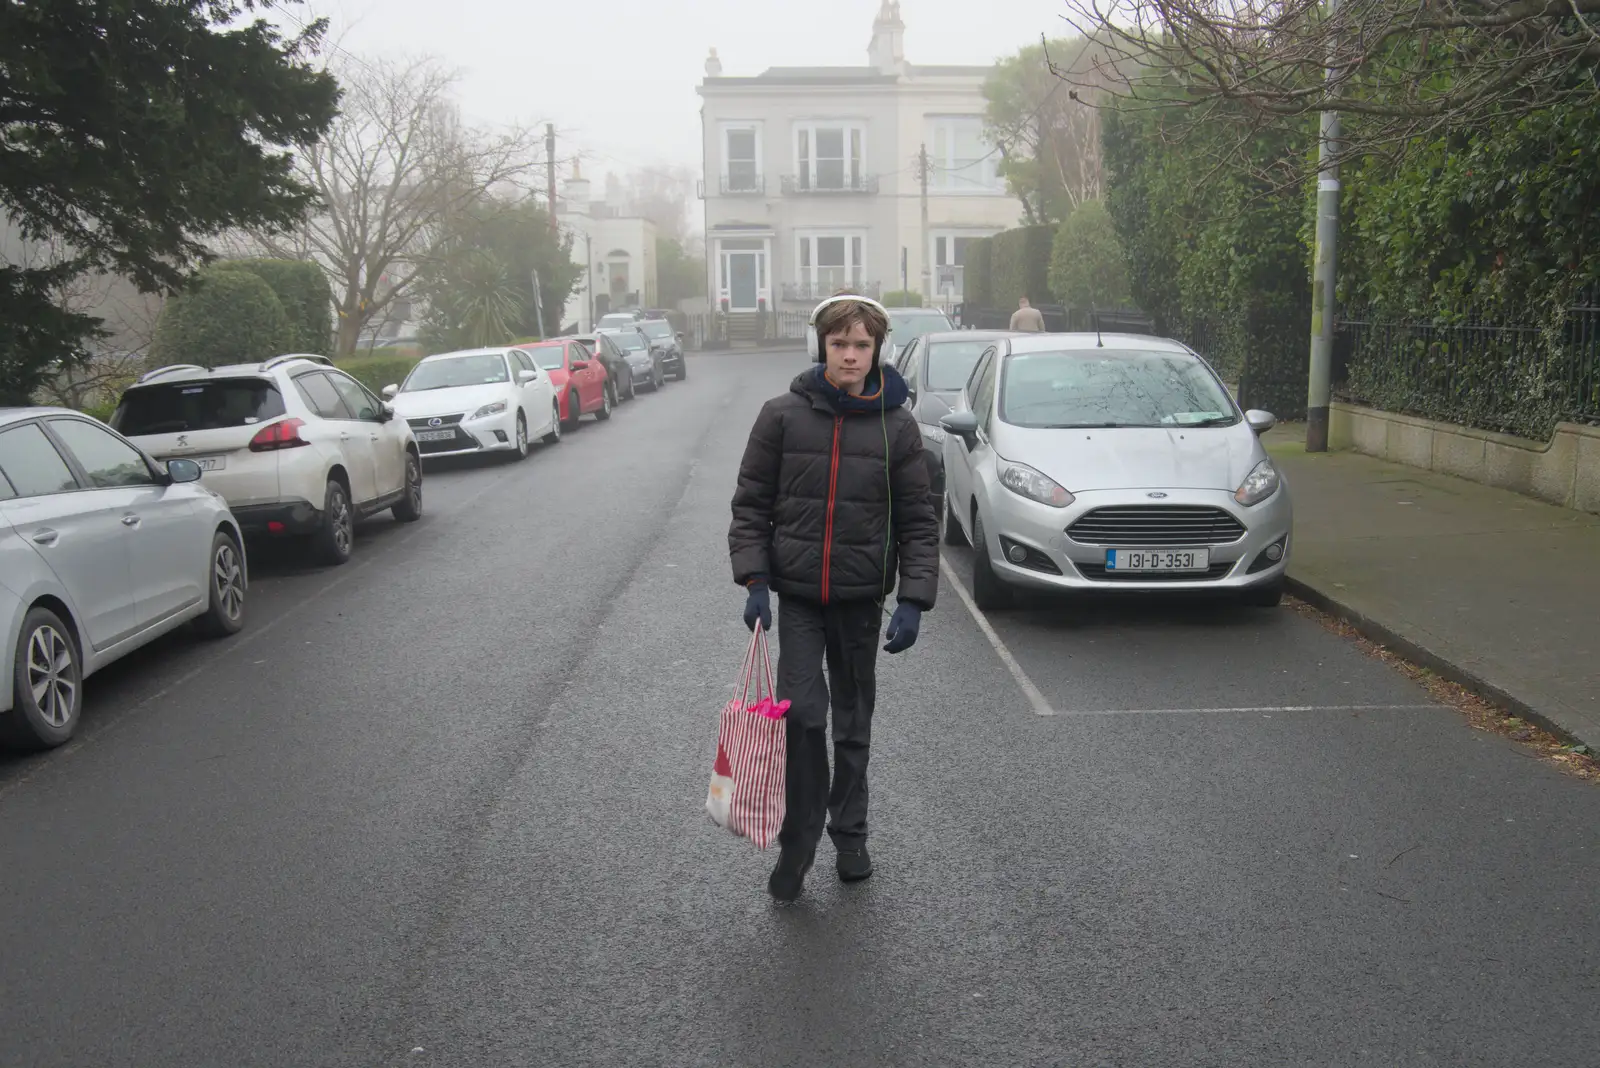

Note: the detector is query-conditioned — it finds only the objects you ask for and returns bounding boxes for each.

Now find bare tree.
[1058,0,1600,170]
[252,55,541,356]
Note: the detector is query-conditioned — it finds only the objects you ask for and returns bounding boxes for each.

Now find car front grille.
[1075,561,1237,582]
[1066,505,1246,547]
[407,414,464,430]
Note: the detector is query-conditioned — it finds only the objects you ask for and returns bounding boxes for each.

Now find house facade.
[695,1,1022,318]
[555,165,659,333]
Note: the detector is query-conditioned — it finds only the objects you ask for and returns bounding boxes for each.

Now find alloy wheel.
[214,541,245,623]
[331,489,352,555]
[26,624,77,729]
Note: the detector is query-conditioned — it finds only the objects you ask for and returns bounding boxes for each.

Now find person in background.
[1009,296,1045,332]
[728,295,939,902]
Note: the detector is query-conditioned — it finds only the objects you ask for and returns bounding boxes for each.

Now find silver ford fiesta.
[939,333,1292,609]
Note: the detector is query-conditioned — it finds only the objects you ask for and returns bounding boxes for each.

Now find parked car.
[940,333,1291,609]
[0,408,247,749]
[892,330,1020,520]
[113,355,421,566]
[571,333,636,402]
[516,340,614,429]
[637,319,687,380]
[384,347,560,462]
[598,328,665,392]
[885,306,954,365]
[596,311,643,331]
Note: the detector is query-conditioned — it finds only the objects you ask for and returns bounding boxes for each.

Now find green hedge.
[150,267,293,369]
[214,259,331,355]
[988,225,1056,309]
[881,290,923,307]
[337,354,423,394]
[964,238,993,308]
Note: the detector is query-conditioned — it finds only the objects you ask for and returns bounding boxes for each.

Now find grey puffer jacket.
[729,364,939,609]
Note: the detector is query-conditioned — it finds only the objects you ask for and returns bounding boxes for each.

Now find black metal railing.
[780,173,880,195]
[780,281,882,302]
[719,173,765,196]
[684,310,812,349]
[1336,303,1600,439]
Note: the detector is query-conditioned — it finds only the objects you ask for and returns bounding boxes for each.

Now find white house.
[555,164,659,333]
[695,0,1022,322]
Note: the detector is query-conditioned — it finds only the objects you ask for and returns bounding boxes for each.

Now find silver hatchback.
[940,334,1292,609]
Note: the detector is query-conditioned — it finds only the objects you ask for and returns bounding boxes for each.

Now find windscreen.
[401,353,510,390]
[112,379,287,436]
[602,331,646,352]
[887,311,952,351]
[999,349,1237,429]
[639,321,673,339]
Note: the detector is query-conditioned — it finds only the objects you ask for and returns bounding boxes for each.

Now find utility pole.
[545,123,559,241]
[1305,0,1341,452]
[918,143,931,303]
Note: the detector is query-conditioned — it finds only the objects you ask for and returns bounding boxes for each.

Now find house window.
[796,233,865,293]
[722,124,761,192]
[931,233,981,297]
[796,123,864,191]
[927,116,1000,192]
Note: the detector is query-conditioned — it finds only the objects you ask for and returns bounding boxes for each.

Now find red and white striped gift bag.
[705,628,788,849]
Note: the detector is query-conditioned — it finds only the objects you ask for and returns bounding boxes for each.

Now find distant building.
[695,0,1021,319]
[556,163,659,332]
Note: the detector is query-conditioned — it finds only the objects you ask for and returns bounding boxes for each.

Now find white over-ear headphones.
[807,293,891,362]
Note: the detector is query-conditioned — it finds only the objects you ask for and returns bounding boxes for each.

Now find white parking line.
[939,555,1057,717]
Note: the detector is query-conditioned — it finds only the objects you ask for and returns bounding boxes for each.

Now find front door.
[729,253,758,310]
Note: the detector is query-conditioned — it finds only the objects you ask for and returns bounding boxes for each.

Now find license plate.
[193,456,225,471]
[415,430,456,442]
[1105,548,1210,572]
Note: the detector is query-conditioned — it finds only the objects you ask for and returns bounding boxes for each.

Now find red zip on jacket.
[820,415,843,603]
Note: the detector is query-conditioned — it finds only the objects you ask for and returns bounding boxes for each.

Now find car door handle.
[31,528,60,547]
[121,514,142,528]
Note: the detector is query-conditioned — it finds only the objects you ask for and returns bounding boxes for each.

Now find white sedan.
[384,348,559,461]
[941,333,1292,609]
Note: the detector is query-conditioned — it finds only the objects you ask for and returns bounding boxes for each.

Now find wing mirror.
[377,404,395,423]
[381,384,399,399]
[570,359,590,371]
[517,369,538,384]
[166,458,203,484]
[1245,409,1277,434]
[939,410,980,449]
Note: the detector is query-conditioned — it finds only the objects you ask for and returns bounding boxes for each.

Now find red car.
[517,340,614,429]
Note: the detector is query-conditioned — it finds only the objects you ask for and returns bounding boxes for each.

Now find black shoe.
[768,845,815,902]
[836,844,873,882]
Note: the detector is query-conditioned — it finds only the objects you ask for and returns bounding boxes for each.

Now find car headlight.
[1235,458,1281,505]
[470,401,508,420]
[997,459,1075,507]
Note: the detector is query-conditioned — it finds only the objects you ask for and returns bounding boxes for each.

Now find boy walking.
[729,295,939,901]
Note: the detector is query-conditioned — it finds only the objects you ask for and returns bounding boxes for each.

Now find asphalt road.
[2,349,1597,1068]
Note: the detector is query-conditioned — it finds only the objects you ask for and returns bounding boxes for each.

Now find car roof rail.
[137,363,209,384]
[260,353,333,372]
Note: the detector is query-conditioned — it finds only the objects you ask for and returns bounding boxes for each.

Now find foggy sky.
[290,0,1073,180]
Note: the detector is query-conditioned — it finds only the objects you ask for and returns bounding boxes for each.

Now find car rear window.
[640,321,672,339]
[112,379,286,437]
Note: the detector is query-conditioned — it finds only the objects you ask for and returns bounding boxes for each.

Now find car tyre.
[942,494,966,547]
[511,411,530,461]
[970,511,1014,610]
[313,477,354,566]
[542,401,562,445]
[392,450,424,521]
[562,390,582,430]
[194,530,247,638]
[674,357,688,381]
[1,606,82,751]
[1241,578,1285,608]
[596,386,613,421]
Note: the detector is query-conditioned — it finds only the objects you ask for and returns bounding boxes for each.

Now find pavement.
[2,349,1598,1067]
[1269,423,1600,751]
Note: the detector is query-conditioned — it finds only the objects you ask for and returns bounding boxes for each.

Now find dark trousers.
[775,595,882,854]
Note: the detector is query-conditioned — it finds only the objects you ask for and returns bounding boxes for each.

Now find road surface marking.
[939,555,1056,717]
[1044,704,1439,718]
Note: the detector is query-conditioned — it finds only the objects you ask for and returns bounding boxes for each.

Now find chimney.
[867,1,905,76]
[704,48,723,78]
[562,160,591,218]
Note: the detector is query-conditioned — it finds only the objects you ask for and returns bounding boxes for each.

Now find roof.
[422,347,519,360]
[701,62,990,89]
[128,354,333,387]
[0,405,77,426]
[1006,332,1188,354]
[922,330,1021,343]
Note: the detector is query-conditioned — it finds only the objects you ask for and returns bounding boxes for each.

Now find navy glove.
[743,583,772,631]
[883,603,922,654]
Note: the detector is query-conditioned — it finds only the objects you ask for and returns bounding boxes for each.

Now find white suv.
[111,355,422,565]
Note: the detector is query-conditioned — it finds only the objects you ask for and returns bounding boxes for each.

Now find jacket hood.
[791,363,909,414]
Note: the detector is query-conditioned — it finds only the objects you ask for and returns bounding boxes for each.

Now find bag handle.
[734,627,778,710]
